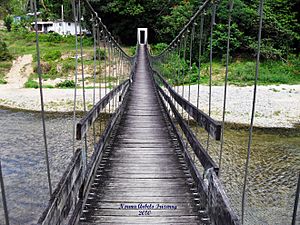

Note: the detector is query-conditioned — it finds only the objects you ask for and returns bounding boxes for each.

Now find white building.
[31,21,86,35]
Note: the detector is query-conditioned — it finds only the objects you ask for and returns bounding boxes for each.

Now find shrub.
[0,39,12,61]
[0,77,7,84]
[4,15,13,32]
[95,49,106,60]
[62,61,76,73]
[46,33,63,43]
[24,79,39,88]
[55,80,75,88]
[151,43,168,55]
[43,50,62,61]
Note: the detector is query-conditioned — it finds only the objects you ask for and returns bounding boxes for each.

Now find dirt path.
[6,54,33,88]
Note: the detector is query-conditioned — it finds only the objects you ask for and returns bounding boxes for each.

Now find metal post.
[0,160,10,225]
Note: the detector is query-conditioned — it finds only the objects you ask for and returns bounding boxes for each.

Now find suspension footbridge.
[0,0,299,225]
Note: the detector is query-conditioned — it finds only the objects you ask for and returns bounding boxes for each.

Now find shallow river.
[0,109,299,224]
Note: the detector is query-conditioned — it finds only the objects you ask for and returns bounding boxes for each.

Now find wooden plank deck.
[79,45,209,224]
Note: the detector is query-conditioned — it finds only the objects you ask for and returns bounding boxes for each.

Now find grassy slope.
[154,56,300,86]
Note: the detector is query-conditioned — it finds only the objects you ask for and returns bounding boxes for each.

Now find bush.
[0,77,7,84]
[24,79,39,88]
[82,37,93,47]
[46,33,63,43]
[43,50,62,61]
[151,43,168,55]
[95,49,106,60]
[4,15,13,32]
[62,61,76,73]
[55,80,75,88]
[0,39,12,61]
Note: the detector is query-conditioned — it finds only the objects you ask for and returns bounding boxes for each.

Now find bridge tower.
[137,28,148,45]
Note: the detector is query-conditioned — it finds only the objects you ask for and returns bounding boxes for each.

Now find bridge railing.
[149,54,239,225]
[37,0,136,223]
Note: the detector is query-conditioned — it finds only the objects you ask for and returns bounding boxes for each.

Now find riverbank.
[0,84,299,128]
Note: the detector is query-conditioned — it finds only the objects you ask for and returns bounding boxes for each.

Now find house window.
[59,23,62,26]
[68,23,71,26]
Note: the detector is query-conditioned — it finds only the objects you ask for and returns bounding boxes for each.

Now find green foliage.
[228,58,300,85]
[3,15,13,32]
[151,43,168,55]
[55,80,75,88]
[0,78,7,84]
[128,46,136,56]
[24,79,39,88]
[211,23,243,57]
[95,49,106,60]
[61,60,76,73]
[46,33,63,43]
[43,50,62,61]
[0,39,12,61]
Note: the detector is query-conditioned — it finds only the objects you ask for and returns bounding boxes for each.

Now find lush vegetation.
[0,0,299,86]
[153,47,300,86]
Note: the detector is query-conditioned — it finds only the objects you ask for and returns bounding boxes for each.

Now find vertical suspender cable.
[78,0,86,112]
[92,18,97,145]
[219,0,234,177]
[176,39,182,103]
[97,27,102,132]
[72,0,79,155]
[241,0,264,223]
[78,0,88,169]
[33,0,52,196]
[0,160,9,225]
[206,3,216,152]
[188,23,195,125]
[196,14,204,111]
[181,33,188,116]
[104,34,108,96]
[292,172,300,225]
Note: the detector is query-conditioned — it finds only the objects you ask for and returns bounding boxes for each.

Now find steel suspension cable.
[96,26,102,133]
[0,160,9,225]
[33,0,52,196]
[181,33,188,116]
[218,0,234,177]
[241,0,264,223]
[78,0,86,113]
[206,3,216,152]
[187,23,195,125]
[77,0,88,170]
[292,172,300,225]
[196,13,204,111]
[104,34,108,96]
[92,17,97,145]
[176,39,181,98]
[72,0,79,155]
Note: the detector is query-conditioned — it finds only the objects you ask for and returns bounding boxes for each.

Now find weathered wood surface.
[156,83,218,172]
[154,71,221,140]
[37,149,83,225]
[76,79,130,140]
[79,45,209,224]
[156,87,208,210]
[207,170,240,225]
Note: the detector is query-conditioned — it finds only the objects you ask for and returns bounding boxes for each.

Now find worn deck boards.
[79,45,209,224]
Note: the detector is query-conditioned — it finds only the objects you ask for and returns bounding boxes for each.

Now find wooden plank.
[157,86,209,211]
[79,45,203,224]
[207,170,240,225]
[154,71,221,140]
[157,84,218,172]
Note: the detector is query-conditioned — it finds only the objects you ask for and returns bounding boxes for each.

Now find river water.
[0,109,299,224]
